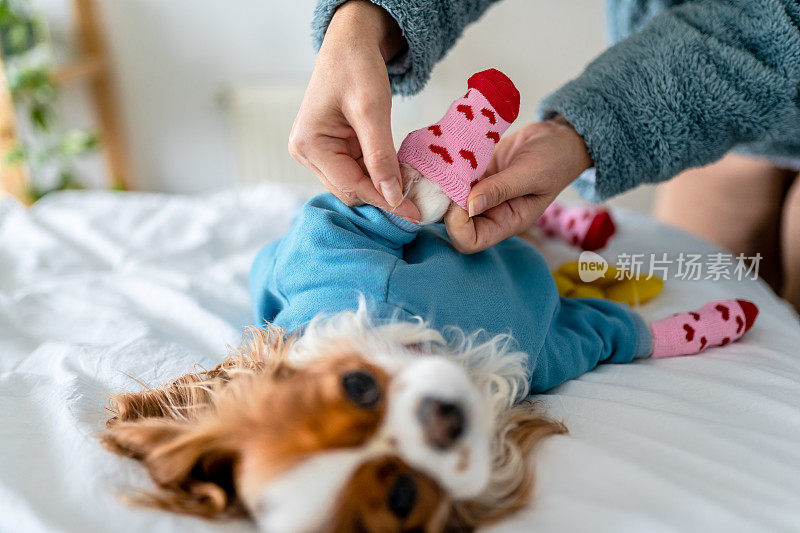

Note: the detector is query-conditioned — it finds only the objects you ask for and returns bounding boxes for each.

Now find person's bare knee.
[780,176,800,312]
[653,153,791,288]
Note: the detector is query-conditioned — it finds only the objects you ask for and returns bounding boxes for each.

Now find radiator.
[226,84,320,187]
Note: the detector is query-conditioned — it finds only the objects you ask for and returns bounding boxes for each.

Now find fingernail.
[468,195,487,217]
[380,180,403,208]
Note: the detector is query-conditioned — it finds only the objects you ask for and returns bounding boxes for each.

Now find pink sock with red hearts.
[397,69,520,209]
[535,201,616,251]
[650,299,759,358]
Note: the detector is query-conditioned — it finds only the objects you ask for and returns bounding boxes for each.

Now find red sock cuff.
[736,299,759,333]
[467,69,520,123]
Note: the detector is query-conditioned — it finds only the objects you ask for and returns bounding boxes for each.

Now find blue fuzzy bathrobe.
[311,0,800,199]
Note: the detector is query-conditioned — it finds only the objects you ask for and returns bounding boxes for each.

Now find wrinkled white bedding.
[1,184,799,533]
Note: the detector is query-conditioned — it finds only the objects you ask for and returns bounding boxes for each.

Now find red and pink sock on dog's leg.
[649,299,759,357]
[398,69,521,223]
[396,68,618,248]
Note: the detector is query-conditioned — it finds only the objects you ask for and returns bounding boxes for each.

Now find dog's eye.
[342,370,381,408]
[387,473,417,520]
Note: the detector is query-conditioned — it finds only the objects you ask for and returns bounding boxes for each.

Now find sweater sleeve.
[311,0,499,95]
[541,0,800,200]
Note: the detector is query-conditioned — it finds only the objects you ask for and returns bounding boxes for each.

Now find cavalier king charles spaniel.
[102,306,565,532]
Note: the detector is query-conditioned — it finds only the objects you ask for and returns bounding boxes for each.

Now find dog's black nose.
[417,397,466,450]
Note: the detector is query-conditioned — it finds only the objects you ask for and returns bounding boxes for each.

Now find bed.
[1,184,799,532]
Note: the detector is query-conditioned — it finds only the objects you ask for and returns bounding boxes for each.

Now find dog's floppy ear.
[105,325,293,426]
[100,326,294,518]
[101,418,243,518]
[448,403,567,530]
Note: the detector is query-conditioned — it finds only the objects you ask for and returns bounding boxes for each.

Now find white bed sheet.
[1,184,799,533]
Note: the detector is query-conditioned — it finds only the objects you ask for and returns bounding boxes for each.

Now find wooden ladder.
[0,0,131,204]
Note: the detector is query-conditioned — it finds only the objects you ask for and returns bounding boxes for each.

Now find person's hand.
[288,0,420,222]
[444,117,593,253]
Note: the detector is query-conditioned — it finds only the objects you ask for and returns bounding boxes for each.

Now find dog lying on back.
[102,306,566,531]
[102,69,568,532]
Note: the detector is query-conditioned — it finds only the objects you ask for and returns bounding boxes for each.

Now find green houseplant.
[0,0,100,200]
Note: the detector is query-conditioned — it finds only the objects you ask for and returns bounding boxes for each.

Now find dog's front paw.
[401,164,451,225]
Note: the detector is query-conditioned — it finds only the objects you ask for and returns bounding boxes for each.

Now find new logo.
[578,251,608,282]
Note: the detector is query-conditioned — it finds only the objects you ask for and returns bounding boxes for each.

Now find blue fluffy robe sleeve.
[541,0,800,200]
[311,0,499,95]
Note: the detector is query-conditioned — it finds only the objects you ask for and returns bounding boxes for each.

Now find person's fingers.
[304,152,362,206]
[346,98,404,208]
[444,206,479,252]
[445,195,546,253]
[483,153,499,178]
[288,110,363,199]
[305,137,366,191]
[307,144,420,221]
[355,175,419,221]
[392,197,422,222]
[315,169,361,206]
[467,159,538,218]
[354,150,421,222]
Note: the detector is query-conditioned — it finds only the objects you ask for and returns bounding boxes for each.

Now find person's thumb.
[348,101,404,208]
[467,162,532,217]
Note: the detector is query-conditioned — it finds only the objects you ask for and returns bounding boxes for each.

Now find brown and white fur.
[102,304,565,532]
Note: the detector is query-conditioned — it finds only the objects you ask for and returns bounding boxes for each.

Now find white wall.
[97,0,318,193]
[44,0,656,211]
